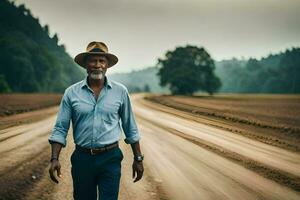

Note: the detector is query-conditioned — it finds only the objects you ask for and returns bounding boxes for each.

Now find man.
[48,41,144,200]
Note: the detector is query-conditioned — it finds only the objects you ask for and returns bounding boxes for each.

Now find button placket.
[84,86,97,148]
[93,86,107,147]
[91,103,97,147]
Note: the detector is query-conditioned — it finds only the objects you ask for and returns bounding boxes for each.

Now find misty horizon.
[14,0,300,73]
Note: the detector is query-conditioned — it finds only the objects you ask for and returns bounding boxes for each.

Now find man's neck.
[87,76,105,89]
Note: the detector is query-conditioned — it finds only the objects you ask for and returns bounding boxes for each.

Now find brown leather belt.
[76,141,119,155]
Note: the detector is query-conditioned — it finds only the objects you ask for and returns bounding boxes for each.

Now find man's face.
[85,55,109,80]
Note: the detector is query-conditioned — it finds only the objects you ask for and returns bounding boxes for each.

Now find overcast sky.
[15,0,300,73]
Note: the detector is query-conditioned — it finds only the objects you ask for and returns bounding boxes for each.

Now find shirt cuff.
[48,134,67,147]
[124,134,141,144]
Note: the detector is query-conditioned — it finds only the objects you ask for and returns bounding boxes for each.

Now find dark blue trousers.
[70,146,124,200]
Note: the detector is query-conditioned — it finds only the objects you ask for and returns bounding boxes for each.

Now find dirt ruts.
[0,145,54,200]
[137,115,300,192]
[144,95,300,152]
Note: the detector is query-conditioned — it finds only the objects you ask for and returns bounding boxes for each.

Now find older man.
[48,41,144,200]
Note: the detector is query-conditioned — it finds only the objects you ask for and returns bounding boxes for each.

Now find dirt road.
[0,95,300,199]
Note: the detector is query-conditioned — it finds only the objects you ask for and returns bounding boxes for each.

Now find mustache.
[91,69,103,74]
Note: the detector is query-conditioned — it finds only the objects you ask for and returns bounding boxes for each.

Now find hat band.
[89,48,105,53]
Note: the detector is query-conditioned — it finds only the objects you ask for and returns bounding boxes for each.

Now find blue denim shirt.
[48,76,140,148]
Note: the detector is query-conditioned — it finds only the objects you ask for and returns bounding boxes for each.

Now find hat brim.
[74,52,118,68]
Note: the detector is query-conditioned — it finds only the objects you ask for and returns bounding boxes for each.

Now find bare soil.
[2,93,300,199]
[0,93,62,117]
[132,96,300,199]
[145,94,300,152]
[0,94,164,200]
[0,93,61,130]
[134,95,300,194]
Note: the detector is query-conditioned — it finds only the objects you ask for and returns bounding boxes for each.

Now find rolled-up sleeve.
[48,88,72,147]
[120,89,141,144]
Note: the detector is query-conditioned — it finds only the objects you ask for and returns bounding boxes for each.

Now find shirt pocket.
[73,99,94,116]
[101,103,120,124]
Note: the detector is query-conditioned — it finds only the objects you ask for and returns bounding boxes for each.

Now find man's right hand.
[49,160,62,184]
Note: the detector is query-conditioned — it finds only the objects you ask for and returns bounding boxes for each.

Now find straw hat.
[74,41,118,68]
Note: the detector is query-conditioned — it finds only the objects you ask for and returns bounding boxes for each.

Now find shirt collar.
[81,75,112,89]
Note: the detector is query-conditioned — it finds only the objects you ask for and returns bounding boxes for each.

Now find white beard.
[90,71,104,80]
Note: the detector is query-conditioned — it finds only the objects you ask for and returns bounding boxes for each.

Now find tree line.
[111,46,300,95]
[1,0,299,95]
[0,0,84,93]
[215,48,300,94]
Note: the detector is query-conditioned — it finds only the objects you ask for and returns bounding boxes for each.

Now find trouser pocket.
[117,147,124,161]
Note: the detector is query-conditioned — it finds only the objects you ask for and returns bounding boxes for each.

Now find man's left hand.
[132,160,144,182]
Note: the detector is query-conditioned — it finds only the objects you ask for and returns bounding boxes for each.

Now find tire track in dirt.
[146,95,300,135]
[0,144,53,200]
[133,96,300,192]
[137,117,300,199]
[0,106,59,130]
[134,98,300,176]
[3,94,300,199]
[23,133,167,200]
[137,115,300,192]
[0,112,165,200]
[0,115,56,200]
[143,95,300,152]
[0,116,56,176]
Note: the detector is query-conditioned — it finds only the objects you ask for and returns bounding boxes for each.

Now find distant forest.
[215,48,300,93]
[0,0,84,93]
[1,0,299,94]
[108,67,169,94]
[110,48,300,94]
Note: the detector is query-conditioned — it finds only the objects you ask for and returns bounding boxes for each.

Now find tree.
[246,58,261,72]
[278,48,300,93]
[143,84,151,92]
[0,74,11,93]
[0,0,84,93]
[157,45,221,95]
[52,33,59,44]
[43,25,49,35]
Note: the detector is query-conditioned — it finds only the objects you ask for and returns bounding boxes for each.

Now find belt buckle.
[90,149,96,155]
